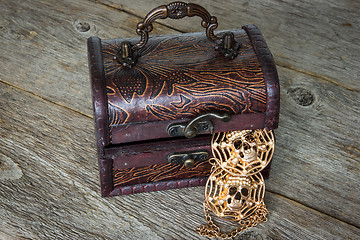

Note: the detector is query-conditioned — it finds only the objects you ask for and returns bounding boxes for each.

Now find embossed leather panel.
[101,30,267,144]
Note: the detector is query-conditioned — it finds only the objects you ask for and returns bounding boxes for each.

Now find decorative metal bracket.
[168,113,231,138]
[113,41,139,68]
[167,150,209,168]
[215,32,241,60]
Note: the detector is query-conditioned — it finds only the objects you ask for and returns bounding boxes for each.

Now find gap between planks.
[275,61,359,93]
[98,1,360,93]
[100,1,187,34]
[1,79,359,229]
[267,190,360,229]
[0,79,93,119]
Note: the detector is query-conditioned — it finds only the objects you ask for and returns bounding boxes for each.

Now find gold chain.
[197,129,274,239]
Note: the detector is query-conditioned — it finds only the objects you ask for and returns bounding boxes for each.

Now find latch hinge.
[167,113,231,138]
[167,151,209,168]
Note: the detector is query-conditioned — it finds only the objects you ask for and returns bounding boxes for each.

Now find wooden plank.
[0,0,178,116]
[271,65,360,226]
[1,0,359,237]
[98,0,360,91]
[269,66,360,227]
[1,77,359,239]
[1,0,359,120]
[83,0,360,226]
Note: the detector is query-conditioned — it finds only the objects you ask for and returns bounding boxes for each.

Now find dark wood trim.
[88,36,113,197]
[109,136,212,169]
[108,177,207,196]
[243,24,280,130]
[110,113,266,144]
[108,166,270,196]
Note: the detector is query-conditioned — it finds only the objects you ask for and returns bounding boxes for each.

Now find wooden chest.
[87,2,279,197]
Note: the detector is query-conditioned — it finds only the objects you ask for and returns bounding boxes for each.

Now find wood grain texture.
[0,82,359,239]
[268,66,360,226]
[98,0,360,91]
[0,0,178,116]
[1,0,360,239]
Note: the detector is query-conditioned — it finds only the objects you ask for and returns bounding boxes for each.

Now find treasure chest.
[87,2,279,198]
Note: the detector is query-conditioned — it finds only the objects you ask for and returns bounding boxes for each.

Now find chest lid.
[88,4,279,146]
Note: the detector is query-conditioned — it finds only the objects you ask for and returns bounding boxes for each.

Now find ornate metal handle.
[134,2,219,50]
[115,2,240,67]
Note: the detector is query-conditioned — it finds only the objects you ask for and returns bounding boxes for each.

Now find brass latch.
[167,113,231,138]
[167,151,209,168]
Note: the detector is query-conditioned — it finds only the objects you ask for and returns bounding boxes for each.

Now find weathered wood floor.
[0,0,359,239]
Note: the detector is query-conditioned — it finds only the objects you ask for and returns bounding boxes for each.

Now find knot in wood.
[287,87,314,106]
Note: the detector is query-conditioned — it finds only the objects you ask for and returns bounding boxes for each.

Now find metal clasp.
[167,113,231,138]
[167,151,209,168]
[113,41,139,68]
[215,32,241,60]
